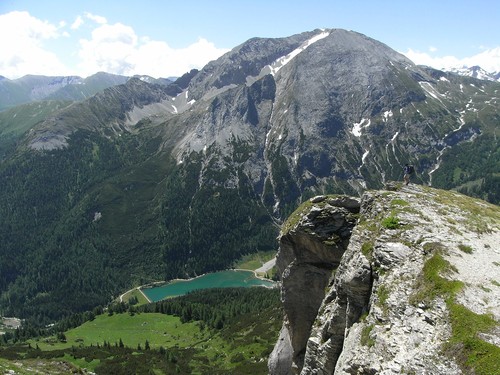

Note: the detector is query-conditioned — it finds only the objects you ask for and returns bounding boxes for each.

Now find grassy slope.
[235,250,276,270]
[0,100,72,157]
[35,313,200,351]
[9,303,281,374]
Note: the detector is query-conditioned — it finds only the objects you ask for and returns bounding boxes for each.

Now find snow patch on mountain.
[351,118,371,137]
[125,98,180,125]
[448,65,500,82]
[428,112,468,184]
[383,110,393,122]
[246,30,330,86]
[358,149,369,176]
[419,82,445,101]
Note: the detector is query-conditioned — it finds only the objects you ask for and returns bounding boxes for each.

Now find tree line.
[1,287,280,345]
[137,287,281,329]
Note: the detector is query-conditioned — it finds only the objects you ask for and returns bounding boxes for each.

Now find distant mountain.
[0,74,78,110]
[447,65,500,82]
[0,100,72,158]
[0,72,130,110]
[0,28,498,324]
[132,75,174,86]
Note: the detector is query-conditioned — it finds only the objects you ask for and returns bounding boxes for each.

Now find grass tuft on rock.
[411,249,498,375]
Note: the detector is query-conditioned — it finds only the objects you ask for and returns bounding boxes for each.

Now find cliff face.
[269,183,500,375]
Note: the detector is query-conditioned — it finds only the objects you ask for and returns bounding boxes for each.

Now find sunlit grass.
[236,250,276,270]
[120,288,150,306]
[411,250,499,375]
[33,313,201,351]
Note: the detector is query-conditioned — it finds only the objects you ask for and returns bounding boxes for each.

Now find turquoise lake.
[141,270,276,302]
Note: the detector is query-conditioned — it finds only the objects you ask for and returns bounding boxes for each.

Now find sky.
[1,0,499,80]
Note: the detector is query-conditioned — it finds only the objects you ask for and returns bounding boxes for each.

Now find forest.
[0,129,278,326]
[432,134,500,204]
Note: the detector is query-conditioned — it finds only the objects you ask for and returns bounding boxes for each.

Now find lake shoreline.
[119,258,277,304]
[141,260,277,290]
[142,270,277,302]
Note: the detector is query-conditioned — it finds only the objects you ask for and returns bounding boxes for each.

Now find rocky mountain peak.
[0,28,498,328]
[170,27,500,215]
[447,65,500,82]
[269,183,500,374]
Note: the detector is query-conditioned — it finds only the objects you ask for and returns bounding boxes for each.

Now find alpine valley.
[0,28,499,373]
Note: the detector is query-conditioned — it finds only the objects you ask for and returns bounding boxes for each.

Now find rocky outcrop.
[269,195,361,373]
[269,183,500,375]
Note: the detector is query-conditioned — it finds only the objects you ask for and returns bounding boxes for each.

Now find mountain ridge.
[0,72,175,111]
[269,182,500,375]
[0,28,498,325]
[446,65,500,82]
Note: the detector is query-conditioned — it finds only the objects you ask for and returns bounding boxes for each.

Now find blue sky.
[1,0,499,79]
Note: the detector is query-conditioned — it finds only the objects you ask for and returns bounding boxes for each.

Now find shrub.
[361,242,374,258]
[360,324,375,347]
[382,215,400,229]
[458,244,473,254]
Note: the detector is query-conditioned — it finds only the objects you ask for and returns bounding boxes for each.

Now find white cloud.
[404,47,500,73]
[404,49,460,70]
[0,10,228,79]
[84,12,107,25]
[77,23,138,76]
[462,47,500,72]
[0,11,71,78]
[77,22,229,78]
[135,38,228,78]
[0,11,59,40]
[71,15,84,30]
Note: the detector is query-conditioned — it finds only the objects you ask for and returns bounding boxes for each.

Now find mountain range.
[0,28,498,325]
[0,72,173,111]
[447,65,500,82]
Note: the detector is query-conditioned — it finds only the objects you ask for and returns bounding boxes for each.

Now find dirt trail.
[255,257,276,274]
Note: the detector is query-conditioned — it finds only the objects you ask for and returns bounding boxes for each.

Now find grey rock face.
[269,325,294,375]
[299,222,375,374]
[171,28,499,215]
[14,28,499,210]
[269,196,360,373]
[271,184,500,375]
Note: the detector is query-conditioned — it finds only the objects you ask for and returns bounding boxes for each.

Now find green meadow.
[0,255,281,374]
[25,309,279,374]
[1,287,282,374]
[34,313,200,351]
[236,250,276,271]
